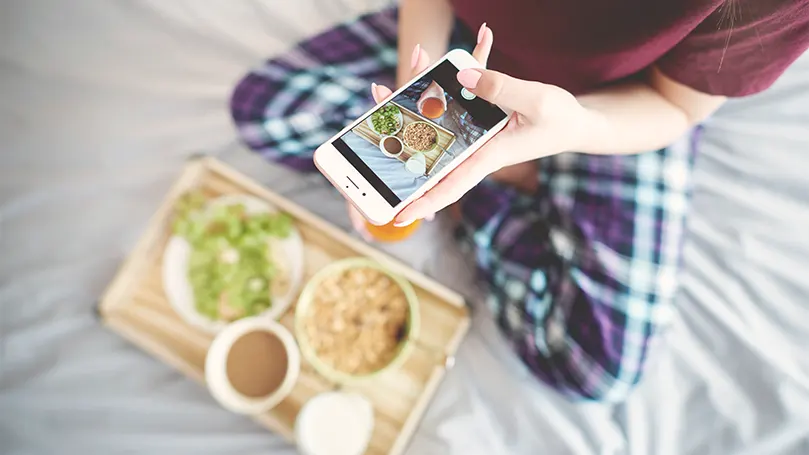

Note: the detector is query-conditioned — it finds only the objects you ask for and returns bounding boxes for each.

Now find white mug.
[378,135,404,158]
[205,317,300,414]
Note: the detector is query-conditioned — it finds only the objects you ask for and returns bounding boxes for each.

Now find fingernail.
[394,218,415,228]
[371,82,378,98]
[477,23,487,44]
[457,69,482,89]
[410,44,420,70]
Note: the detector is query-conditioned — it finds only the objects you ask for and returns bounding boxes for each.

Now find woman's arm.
[396,0,454,86]
[577,67,726,154]
[394,63,726,224]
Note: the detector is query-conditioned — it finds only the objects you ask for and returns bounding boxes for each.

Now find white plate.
[162,194,305,334]
[365,105,403,136]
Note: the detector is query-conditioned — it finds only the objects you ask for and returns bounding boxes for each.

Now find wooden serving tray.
[98,157,470,455]
[352,101,457,175]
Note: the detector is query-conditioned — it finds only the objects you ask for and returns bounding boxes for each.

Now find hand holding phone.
[361,29,594,228]
[315,27,505,226]
[344,42,437,239]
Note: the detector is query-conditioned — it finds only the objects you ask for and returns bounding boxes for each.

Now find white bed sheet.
[2,1,809,454]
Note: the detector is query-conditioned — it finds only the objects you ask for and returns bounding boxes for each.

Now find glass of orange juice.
[420,98,446,119]
[417,82,447,119]
[364,219,422,242]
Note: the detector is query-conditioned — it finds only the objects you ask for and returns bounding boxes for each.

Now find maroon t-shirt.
[452,0,809,96]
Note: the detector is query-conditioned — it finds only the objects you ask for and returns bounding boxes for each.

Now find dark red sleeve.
[657,0,809,97]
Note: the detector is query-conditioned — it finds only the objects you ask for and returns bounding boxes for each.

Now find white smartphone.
[313,48,510,225]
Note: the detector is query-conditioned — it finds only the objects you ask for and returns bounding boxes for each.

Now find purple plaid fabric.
[230,8,695,402]
[231,9,400,172]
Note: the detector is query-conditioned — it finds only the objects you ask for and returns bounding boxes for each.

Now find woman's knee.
[512,319,654,403]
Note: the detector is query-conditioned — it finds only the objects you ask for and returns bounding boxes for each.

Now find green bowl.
[294,258,420,384]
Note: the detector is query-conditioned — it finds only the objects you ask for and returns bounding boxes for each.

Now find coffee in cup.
[205,317,300,414]
[379,136,403,157]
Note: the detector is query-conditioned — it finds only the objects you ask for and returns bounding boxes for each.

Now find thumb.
[457,68,545,116]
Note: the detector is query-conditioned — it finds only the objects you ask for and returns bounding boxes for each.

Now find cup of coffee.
[379,135,403,158]
[205,317,300,414]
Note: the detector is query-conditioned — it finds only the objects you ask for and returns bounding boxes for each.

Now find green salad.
[370,104,401,135]
[172,192,293,321]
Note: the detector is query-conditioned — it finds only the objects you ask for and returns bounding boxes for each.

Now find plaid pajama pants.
[230,8,695,402]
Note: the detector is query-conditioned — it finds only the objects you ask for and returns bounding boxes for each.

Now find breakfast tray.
[352,101,456,175]
[97,157,470,455]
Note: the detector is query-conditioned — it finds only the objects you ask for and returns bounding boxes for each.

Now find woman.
[232,0,809,401]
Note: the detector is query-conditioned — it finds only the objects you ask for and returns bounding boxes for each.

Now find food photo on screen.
[334,60,506,203]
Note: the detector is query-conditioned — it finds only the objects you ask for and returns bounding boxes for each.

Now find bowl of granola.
[295,258,420,383]
[402,121,438,152]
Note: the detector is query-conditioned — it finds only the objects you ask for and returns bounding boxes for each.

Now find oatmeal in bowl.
[402,121,438,152]
[295,258,420,382]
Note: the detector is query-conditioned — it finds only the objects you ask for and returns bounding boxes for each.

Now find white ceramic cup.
[205,317,300,414]
[404,152,427,175]
[295,392,375,455]
[378,135,403,158]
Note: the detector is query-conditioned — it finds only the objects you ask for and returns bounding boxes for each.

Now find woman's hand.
[347,23,494,236]
[392,52,594,226]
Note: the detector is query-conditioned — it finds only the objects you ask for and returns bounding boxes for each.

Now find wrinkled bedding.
[2,1,809,454]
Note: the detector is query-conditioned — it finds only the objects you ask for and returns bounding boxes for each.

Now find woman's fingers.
[472,23,493,67]
[411,44,431,76]
[371,83,393,103]
[370,44,431,103]
[393,125,523,224]
[394,140,507,224]
[457,68,549,117]
[346,201,373,242]
[394,153,489,224]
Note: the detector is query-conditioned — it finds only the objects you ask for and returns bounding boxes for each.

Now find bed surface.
[2,1,809,454]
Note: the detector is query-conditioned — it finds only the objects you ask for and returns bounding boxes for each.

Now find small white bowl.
[162,194,305,333]
[295,392,374,455]
[378,135,404,158]
[205,317,300,415]
[404,152,427,175]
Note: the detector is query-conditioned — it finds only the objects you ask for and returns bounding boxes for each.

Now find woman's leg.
[230,9,400,171]
[457,134,697,402]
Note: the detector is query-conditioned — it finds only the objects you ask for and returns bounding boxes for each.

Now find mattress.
[2,1,809,454]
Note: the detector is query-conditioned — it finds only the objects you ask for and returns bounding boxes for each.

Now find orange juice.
[420,98,446,119]
[364,219,422,242]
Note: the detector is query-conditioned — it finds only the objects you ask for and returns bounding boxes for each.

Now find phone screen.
[332,59,508,206]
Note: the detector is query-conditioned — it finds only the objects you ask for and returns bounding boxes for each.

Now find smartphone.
[313,49,510,225]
